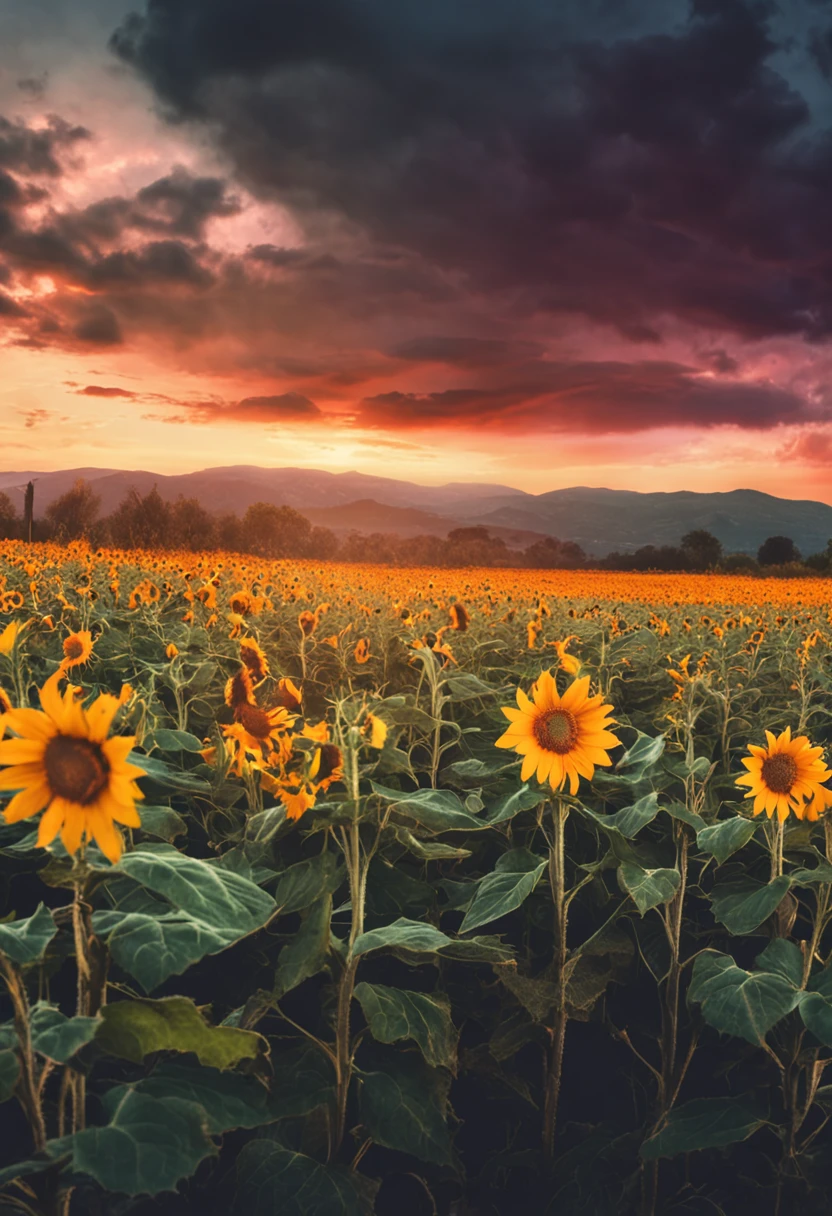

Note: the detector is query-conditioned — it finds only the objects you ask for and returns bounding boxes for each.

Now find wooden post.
[23,481,33,543]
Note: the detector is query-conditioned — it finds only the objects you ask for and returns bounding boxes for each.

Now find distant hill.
[2,467,832,556]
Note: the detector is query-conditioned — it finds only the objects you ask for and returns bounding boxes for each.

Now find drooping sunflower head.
[61,629,94,670]
[736,728,831,822]
[273,677,303,713]
[495,672,620,796]
[239,637,270,686]
[449,602,470,632]
[224,665,255,710]
[0,670,144,863]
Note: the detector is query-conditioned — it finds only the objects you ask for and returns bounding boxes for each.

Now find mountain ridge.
[2,467,831,556]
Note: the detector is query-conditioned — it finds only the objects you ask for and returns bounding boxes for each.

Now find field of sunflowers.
[4,540,832,1214]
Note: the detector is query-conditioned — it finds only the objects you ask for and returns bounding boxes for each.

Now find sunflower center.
[534,708,579,755]
[44,735,109,805]
[761,753,798,795]
[64,639,84,660]
[235,703,273,739]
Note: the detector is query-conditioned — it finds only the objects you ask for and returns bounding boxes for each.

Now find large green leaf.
[93,844,276,992]
[352,918,453,957]
[579,793,659,840]
[709,876,792,935]
[96,997,264,1068]
[136,805,188,842]
[354,983,458,1070]
[370,782,487,833]
[29,1004,99,1064]
[640,1096,767,1159]
[618,863,680,914]
[460,854,546,932]
[0,904,57,965]
[232,1141,377,1216]
[135,1059,293,1131]
[271,853,343,915]
[755,939,803,987]
[70,1087,216,1195]
[689,950,800,1044]
[697,818,757,865]
[129,751,211,794]
[358,1053,452,1165]
[274,894,332,998]
[484,785,543,825]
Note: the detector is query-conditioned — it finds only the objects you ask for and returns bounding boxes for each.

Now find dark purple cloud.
[109,0,832,342]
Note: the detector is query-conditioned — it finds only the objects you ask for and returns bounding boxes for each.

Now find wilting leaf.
[96,996,264,1069]
[354,983,458,1071]
[640,1096,767,1159]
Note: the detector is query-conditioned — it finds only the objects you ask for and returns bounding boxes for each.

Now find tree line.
[0,481,829,573]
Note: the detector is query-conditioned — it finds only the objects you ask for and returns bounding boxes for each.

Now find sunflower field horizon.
[0,538,831,1212]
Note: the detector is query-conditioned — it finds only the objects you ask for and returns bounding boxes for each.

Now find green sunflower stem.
[0,953,47,1153]
[770,817,785,881]
[543,798,569,1162]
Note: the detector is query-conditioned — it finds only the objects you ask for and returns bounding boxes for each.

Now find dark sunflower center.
[533,708,579,755]
[235,703,273,739]
[761,753,798,795]
[44,735,109,805]
[64,639,84,660]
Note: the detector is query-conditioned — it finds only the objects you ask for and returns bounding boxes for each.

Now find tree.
[524,536,586,569]
[680,529,723,570]
[216,512,243,552]
[0,491,17,540]
[44,478,101,540]
[757,535,801,566]
[445,526,509,567]
[109,486,171,550]
[169,495,216,550]
[241,502,312,557]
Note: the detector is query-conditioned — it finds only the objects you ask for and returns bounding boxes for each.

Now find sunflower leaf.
[640,1096,768,1159]
[688,949,800,1044]
[697,817,757,865]
[232,1141,378,1216]
[460,859,547,933]
[0,904,58,965]
[618,863,680,914]
[95,996,265,1068]
[709,876,792,935]
[354,983,459,1071]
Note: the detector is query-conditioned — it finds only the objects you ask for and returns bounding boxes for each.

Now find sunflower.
[0,669,144,863]
[736,728,831,822]
[239,637,269,685]
[61,629,94,670]
[495,672,620,796]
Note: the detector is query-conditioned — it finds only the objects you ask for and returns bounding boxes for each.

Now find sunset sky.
[3,0,832,497]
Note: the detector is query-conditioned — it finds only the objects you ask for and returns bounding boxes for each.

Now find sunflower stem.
[770,817,784,881]
[0,953,47,1152]
[543,798,569,1161]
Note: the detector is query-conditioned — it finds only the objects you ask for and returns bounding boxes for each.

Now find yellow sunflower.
[61,629,94,670]
[736,728,831,822]
[0,669,144,863]
[495,672,620,795]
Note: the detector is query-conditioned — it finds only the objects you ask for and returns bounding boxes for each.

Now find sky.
[2,0,832,498]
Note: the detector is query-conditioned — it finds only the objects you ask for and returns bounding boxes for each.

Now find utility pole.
[23,481,33,543]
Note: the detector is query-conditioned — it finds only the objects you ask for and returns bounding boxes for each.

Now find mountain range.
[2,466,832,556]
